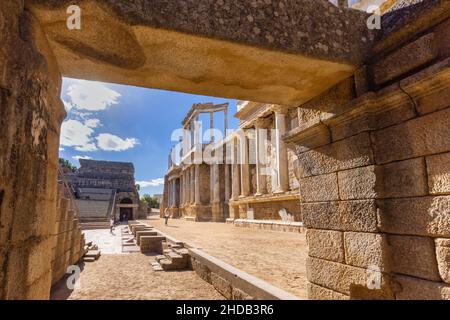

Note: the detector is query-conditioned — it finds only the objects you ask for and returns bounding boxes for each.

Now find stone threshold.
[231,219,305,233]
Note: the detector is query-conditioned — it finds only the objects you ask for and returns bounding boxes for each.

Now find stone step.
[85,250,101,259]
[149,261,164,272]
[83,256,96,263]
[122,245,140,253]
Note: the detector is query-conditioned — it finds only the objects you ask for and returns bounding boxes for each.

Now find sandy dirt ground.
[143,217,308,299]
[51,254,224,300]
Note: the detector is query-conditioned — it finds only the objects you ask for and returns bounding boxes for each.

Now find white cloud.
[72,155,92,161]
[60,119,98,152]
[67,80,121,111]
[137,178,165,188]
[75,143,98,152]
[96,133,139,151]
[85,118,101,128]
[59,147,64,151]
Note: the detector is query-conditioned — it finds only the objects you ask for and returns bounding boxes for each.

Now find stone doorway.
[119,207,132,222]
[119,198,134,221]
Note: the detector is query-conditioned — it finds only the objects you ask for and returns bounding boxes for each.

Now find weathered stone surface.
[296,133,374,178]
[426,152,450,195]
[338,166,376,200]
[27,238,54,286]
[231,287,253,300]
[300,173,339,202]
[344,232,388,270]
[191,258,211,283]
[373,33,438,85]
[306,229,344,263]
[0,2,63,299]
[377,196,450,237]
[372,107,450,164]
[375,157,428,198]
[306,257,394,299]
[388,235,441,281]
[307,283,349,300]
[26,0,375,106]
[302,200,378,232]
[435,238,450,284]
[211,273,232,300]
[395,275,450,300]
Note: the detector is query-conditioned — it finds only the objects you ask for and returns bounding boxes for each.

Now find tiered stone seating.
[51,183,87,285]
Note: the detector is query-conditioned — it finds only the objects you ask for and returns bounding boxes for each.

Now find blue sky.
[59,78,238,196]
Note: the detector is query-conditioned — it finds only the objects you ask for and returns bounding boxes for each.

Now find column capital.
[271,105,289,114]
[253,117,272,129]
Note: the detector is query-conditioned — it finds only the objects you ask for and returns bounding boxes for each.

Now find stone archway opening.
[119,198,134,222]
[1,0,449,301]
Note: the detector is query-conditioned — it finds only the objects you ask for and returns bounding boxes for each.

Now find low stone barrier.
[136,230,158,245]
[140,236,166,253]
[189,248,301,300]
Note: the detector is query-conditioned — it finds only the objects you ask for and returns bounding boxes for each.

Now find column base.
[190,204,212,221]
[211,202,226,222]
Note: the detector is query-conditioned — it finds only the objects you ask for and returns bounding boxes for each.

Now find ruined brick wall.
[286,17,450,299]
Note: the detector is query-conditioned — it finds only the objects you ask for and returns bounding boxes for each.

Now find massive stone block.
[344,232,388,271]
[435,238,450,284]
[306,229,345,263]
[377,196,450,237]
[302,200,378,232]
[372,107,450,164]
[306,257,394,299]
[25,0,376,106]
[0,1,64,299]
[387,235,441,282]
[395,275,450,300]
[296,133,374,178]
[426,152,450,195]
[373,33,438,85]
[300,173,339,202]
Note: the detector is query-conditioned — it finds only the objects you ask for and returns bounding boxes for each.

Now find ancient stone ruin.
[65,159,144,228]
[0,0,449,300]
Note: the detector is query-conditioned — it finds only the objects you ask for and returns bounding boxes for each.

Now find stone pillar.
[194,164,201,205]
[239,132,250,197]
[190,166,195,203]
[254,121,268,195]
[232,138,241,200]
[180,174,184,205]
[0,5,65,299]
[224,164,231,202]
[274,107,290,193]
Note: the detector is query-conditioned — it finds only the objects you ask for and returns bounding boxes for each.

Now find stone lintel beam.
[26,0,375,106]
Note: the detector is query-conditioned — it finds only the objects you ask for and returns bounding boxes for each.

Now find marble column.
[274,107,290,193]
[180,174,184,205]
[190,166,195,203]
[231,137,241,200]
[194,164,201,205]
[239,132,250,197]
[224,164,231,202]
[255,121,268,195]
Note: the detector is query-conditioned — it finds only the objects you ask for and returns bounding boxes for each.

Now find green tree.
[59,158,76,172]
[135,184,141,191]
[140,194,159,209]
